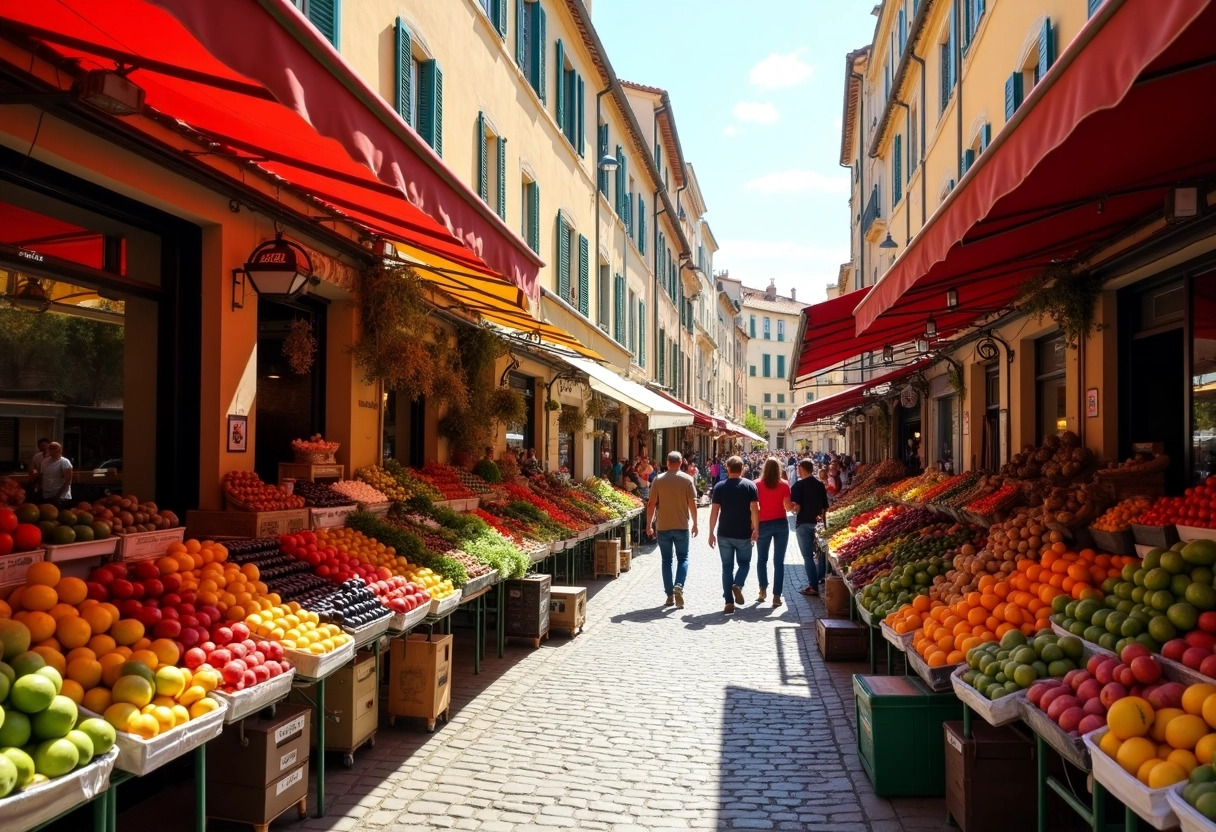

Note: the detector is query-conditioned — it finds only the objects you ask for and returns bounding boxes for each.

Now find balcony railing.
[861,185,881,237]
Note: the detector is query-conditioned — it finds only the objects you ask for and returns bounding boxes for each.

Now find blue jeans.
[756,519,789,597]
[795,523,823,588]
[718,537,753,602]
[657,529,690,595]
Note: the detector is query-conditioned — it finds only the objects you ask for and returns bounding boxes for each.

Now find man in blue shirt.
[789,459,830,596]
[708,456,759,614]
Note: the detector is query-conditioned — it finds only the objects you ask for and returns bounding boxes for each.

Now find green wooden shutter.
[638,197,646,255]
[554,40,565,129]
[495,0,507,37]
[532,4,546,103]
[476,113,488,200]
[980,123,992,153]
[658,327,666,381]
[777,355,785,380]
[614,274,625,343]
[892,134,902,206]
[555,212,570,302]
[306,0,339,47]
[577,234,589,316]
[1088,0,1102,16]
[515,0,526,66]
[1004,72,1023,120]
[576,76,585,156]
[418,60,442,155]
[961,148,976,174]
[638,302,645,366]
[1038,18,1055,79]
[614,145,625,215]
[496,137,507,219]
[394,19,412,126]
[527,182,540,252]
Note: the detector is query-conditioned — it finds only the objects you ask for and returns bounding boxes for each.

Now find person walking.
[755,457,792,608]
[707,456,758,615]
[645,451,698,609]
[36,442,73,507]
[788,459,830,596]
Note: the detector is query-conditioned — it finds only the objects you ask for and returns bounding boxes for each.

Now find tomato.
[12,523,42,551]
[0,508,16,535]
[0,533,12,556]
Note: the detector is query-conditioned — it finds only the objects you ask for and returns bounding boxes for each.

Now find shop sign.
[900,386,919,409]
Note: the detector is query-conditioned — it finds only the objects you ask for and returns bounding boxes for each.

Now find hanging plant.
[587,428,607,440]
[489,386,527,426]
[947,363,967,399]
[628,410,647,442]
[351,262,448,399]
[584,394,608,421]
[282,318,317,375]
[437,325,508,453]
[546,398,561,412]
[558,406,586,435]
[870,403,891,448]
[1017,261,1105,347]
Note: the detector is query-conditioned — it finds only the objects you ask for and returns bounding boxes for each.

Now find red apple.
[1059,707,1086,733]
[266,662,282,678]
[230,622,250,642]
[153,620,181,639]
[1183,647,1210,670]
[241,669,257,688]
[143,578,164,598]
[1198,611,1216,634]
[229,643,247,660]
[1163,639,1189,662]
[1076,679,1102,702]
[184,648,207,669]
[86,581,109,601]
[209,648,232,666]
[221,660,246,686]
[110,579,134,599]
[1100,682,1127,709]
[1187,631,1216,649]
[136,607,162,627]
[1083,697,1106,716]
[1117,666,1137,687]
[1066,670,1092,691]
[1200,655,1216,678]
[179,628,202,648]
[200,641,216,654]
[132,560,160,581]
[1078,714,1107,734]
[1094,659,1118,685]
[1087,655,1105,676]
[252,665,270,683]
[1148,682,1186,710]
[1121,643,1151,663]
[1048,695,1079,721]
[1131,656,1162,684]
[213,626,234,645]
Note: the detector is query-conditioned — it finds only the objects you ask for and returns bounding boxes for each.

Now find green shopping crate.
[854,673,963,796]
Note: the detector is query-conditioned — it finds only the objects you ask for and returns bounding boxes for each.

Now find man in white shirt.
[37,442,73,505]
[27,437,49,482]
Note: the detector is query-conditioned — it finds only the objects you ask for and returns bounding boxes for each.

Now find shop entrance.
[896,402,922,475]
[1122,279,1187,493]
[254,299,327,483]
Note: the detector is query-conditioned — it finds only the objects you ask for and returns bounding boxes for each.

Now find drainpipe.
[955,1,964,182]
[895,98,911,246]
[848,71,865,288]
[910,53,928,229]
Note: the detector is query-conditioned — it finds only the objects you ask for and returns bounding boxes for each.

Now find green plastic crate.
[854,673,963,796]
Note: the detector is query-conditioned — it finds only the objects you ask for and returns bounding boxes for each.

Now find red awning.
[854,0,1216,335]
[651,389,726,432]
[0,0,541,298]
[788,360,931,429]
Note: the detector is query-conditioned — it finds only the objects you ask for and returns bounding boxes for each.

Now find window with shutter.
[597,125,609,195]
[554,41,565,129]
[777,355,786,379]
[496,137,507,219]
[304,0,339,47]
[394,19,412,127]
[893,134,903,207]
[1088,0,1103,16]
[1004,72,1023,120]
[515,0,526,67]
[897,8,906,53]
[576,76,585,156]
[638,302,645,366]
[638,197,646,255]
[1037,19,1055,80]
[961,148,974,175]
[555,212,570,302]
[979,123,991,153]
[418,61,443,156]
[614,274,626,344]
[476,113,488,200]
[495,0,507,37]
[526,181,540,252]
[658,328,665,382]
[577,234,589,316]
[762,355,771,377]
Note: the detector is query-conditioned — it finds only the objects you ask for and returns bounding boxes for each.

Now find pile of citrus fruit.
[246,602,351,655]
[96,662,221,740]
[315,528,455,600]
[1092,682,1216,790]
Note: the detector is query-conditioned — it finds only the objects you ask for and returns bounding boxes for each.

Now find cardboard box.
[118,527,187,561]
[549,585,587,634]
[290,651,377,752]
[825,576,850,616]
[207,703,310,788]
[208,759,308,828]
[505,574,550,638]
[388,634,451,727]
[186,509,310,539]
[594,540,621,578]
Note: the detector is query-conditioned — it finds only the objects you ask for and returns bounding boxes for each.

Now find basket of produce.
[1168,781,1216,832]
[1178,526,1216,544]
[880,620,912,652]
[1093,453,1169,501]
[904,645,957,692]
[387,601,432,635]
[6,746,119,832]
[211,667,296,724]
[81,696,228,777]
[461,569,499,597]
[855,602,876,628]
[223,471,306,512]
[1021,694,1091,770]
[283,639,355,681]
[1085,727,1180,830]
[428,589,463,619]
[951,665,1027,727]
[1132,523,1181,549]
[291,435,340,464]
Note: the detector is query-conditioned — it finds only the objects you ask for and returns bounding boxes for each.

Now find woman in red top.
[754,457,791,607]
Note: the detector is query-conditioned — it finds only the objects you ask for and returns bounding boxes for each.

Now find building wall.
[741,287,807,450]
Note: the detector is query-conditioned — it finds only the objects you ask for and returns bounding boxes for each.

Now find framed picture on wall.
[1086,388,1099,418]
[227,414,248,453]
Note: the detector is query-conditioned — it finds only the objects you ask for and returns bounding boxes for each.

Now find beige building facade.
[741,282,806,452]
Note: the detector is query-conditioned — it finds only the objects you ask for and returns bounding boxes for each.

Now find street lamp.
[878,233,898,249]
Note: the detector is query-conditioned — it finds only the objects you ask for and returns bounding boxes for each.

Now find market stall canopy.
[650,389,726,433]
[561,356,693,431]
[0,0,544,302]
[853,0,1216,337]
[722,420,767,445]
[788,360,932,430]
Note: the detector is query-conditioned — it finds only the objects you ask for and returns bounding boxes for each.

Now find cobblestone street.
[287,508,952,832]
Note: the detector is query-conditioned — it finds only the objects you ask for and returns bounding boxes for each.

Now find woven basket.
[294,450,337,464]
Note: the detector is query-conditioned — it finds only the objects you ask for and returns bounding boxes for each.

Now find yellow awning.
[395,244,601,360]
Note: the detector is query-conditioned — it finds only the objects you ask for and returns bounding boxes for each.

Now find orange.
[83,686,113,714]
[1151,708,1185,743]
[127,713,160,740]
[66,657,103,689]
[1195,734,1216,764]
[21,585,58,612]
[1183,685,1216,717]
[100,653,128,687]
[59,678,85,704]
[1099,730,1123,759]
[33,645,66,675]
[1166,714,1209,751]
[87,634,117,656]
[47,603,80,621]
[65,647,96,665]
[26,561,61,587]
[150,639,180,668]
[81,606,113,635]
[1148,760,1188,788]
[1115,736,1158,775]
[1168,748,1200,774]
[1110,698,1156,741]
[155,556,179,576]
[25,610,57,643]
[54,577,88,606]
[110,619,145,647]
[130,649,160,670]
[56,616,92,650]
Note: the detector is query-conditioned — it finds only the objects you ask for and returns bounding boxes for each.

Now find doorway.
[255,299,327,483]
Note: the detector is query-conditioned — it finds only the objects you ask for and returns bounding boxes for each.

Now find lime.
[1013,665,1038,688]
[64,729,93,766]
[1144,569,1172,591]
[1098,633,1120,652]
[76,718,115,756]
[1191,766,1216,785]
[0,710,31,747]
[1168,602,1200,633]
[0,748,34,790]
[31,695,77,741]
[1183,540,1216,566]
[1162,551,1187,575]
[1173,574,1195,598]
[0,754,15,799]
[1040,644,1064,663]
[1144,549,1164,570]
[9,675,55,714]
[32,738,77,778]
[1187,583,1216,611]
[1196,791,1216,821]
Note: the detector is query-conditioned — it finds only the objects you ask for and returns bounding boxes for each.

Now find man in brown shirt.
[646,451,699,608]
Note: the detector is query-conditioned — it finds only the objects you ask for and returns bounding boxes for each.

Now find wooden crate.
[549,585,587,635]
[944,720,1036,831]
[278,462,345,484]
[816,618,868,661]
[186,509,309,539]
[619,547,632,572]
[289,651,377,760]
[388,633,451,732]
[505,575,550,645]
[594,540,621,579]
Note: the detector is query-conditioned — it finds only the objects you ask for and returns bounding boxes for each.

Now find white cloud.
[723,124,742,138]
[732,101,780,125]
[749,48,814,89]
[743,170,849,195]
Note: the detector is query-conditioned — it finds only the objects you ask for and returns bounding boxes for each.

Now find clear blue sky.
[591,1,877,304]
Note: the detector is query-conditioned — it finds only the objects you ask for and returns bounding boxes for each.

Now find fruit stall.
[820,437,1216,831]
[0,453,643,832]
